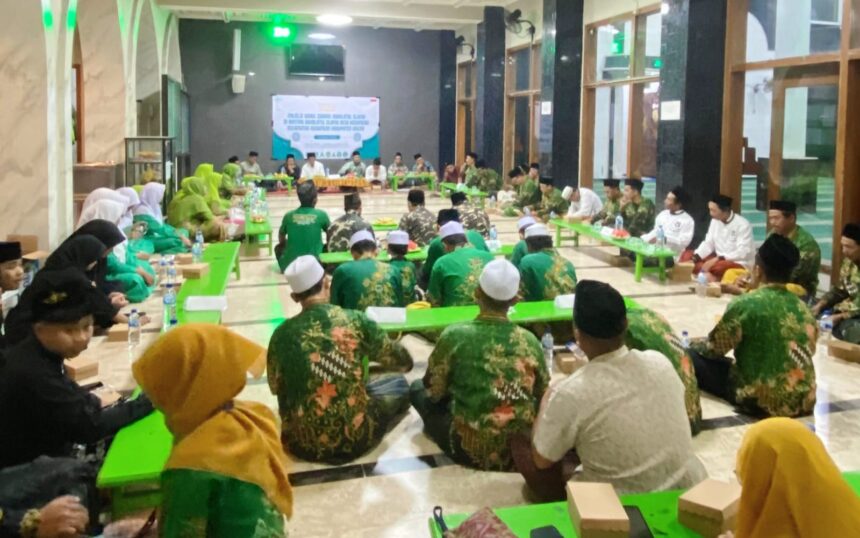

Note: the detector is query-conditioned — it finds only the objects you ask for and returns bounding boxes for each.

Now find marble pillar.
[657,0,728,244]
[438,30,457,170]
[475,7,505,173]
[539,0,584,185]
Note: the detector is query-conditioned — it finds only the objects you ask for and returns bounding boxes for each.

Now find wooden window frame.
[504,40,542,172]
[456,60,477,166]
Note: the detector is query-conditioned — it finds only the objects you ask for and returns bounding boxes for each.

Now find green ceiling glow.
[273,26,291,38]
[41,0,53,29]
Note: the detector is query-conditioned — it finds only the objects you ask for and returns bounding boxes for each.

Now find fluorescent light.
[248,71,256,76]
[318,76,326,81]
[308,32,336,40]
[316,14,352,26]
[661,2,669,14]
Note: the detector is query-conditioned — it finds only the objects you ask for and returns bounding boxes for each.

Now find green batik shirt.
[625,308,702,433]
[427,247,496,306]
[470,169,503,193]
[514,179,541,210]
[784,226,820,297]
[621,198,657,237]
[398,206,436,246]
[278,207,331,271]
[331,257,404,310]
[455,202,491,237]
[822,258,860,317]
[463,165,478,187]
[160,469,286,538]
[537,188,570,220]
[389,258,418,305]
[690,285,818,417]
[326,211,372,253]
[267,304,411,463]
[510,240,529,268]
[422,232,489,283]
[596,198,622,227]
[518,250,578,302]
[425,316,549,471]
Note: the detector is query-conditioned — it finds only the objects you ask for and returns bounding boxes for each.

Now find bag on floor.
[433,506,516,538]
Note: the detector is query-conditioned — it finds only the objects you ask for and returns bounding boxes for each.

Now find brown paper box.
[7,234,38,254]
[567,482,629,538]
[556,352,587,375]
[705,283,722,298]
[175,253,194,265]
[180,263,210,279]
[828,340,860,363]
[678,479,741,538]
[22,250,50,266]
[671,262,695,282]
[106,324,129,342]
[66,357,99,381]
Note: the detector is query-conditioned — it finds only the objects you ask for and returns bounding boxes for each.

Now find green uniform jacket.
[514,179,541,210]
[422,231,489,284]
[468,168,503,193]
[780,226,821,297]
[509,240,529,268]
[518,249,578,302]
[455,202,491,237]
[389,258,418,305]
[331,258,404,310]
[537,188,569,220]
[427,247,495,306]
[822,258,860,317]
[596,198,622,227]
[278,207,331,271]
[398,206,437,246]
[621,198,657,237]
[326,211,372,253]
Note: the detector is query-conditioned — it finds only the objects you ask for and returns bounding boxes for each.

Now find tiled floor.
[79,189,860,537]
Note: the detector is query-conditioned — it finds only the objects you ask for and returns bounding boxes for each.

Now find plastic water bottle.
[523,207,531,216]
[820,310,834,341]
[657,225,667,249]
[614,214,624,231]
[195,229,204,246]
[681,330,690,348]
[128,309,141,348]
[167,261,177,286]
[158,257,168,282]
[163,284,177,328]
[489,225,498,241]
[696,271,708,297]
[550,211,558,220]
[541,329,555,372]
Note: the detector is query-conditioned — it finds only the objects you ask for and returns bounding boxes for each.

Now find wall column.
[475,6,505,172]
[438,30,457,170]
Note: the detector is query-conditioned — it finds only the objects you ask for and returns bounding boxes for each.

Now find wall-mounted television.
[288,44,346,78]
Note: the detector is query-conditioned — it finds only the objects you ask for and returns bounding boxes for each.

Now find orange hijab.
[735,417,860,537]
[133,324,292,517]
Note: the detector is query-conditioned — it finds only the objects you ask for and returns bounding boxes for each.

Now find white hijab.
[116,188,142,231]
[76,199,129,263]
[134,182,166,223]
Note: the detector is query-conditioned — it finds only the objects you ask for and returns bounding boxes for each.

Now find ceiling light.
[308,32,336,40]
[661,2,670,14]
[316,14,352,26]
[318,76,326,82]
[248,71,256,76]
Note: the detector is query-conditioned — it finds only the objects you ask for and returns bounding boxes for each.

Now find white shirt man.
[642,210,695,257]
[240,152,263,176]
[301,154,326,179]
[365,161,388,184]
[562,186,602,219]
[694,203,754,268]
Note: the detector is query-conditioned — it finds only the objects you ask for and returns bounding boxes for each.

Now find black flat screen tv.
[288,44,346,78]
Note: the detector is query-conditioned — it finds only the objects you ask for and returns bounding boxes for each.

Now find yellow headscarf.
[132,324,293,518]
[735,417,860,537]
[194,163,215,178]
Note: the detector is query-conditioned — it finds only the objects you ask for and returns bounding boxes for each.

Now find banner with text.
[272,95,380,160]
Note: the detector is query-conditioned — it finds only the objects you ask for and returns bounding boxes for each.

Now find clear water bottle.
[614,214,624,231]
[191,241,202,263]
[657,225,667,248]
[158,257,168,282]
[681,330,690,348]
[550,211,558,220]
[167,261,177,286]
[489,225,498,241]
[820,310,834,341]
[696,271,708,297]
[523,207,531,216]
[163,284,177,328]
[195,229,204,245]
[128,309,141,348]
[541,329,554,372]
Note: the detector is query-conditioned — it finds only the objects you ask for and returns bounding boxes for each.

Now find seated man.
[427,222,495,307]
[0,241,24,351]
[269,256,412,464]
[769,200,821,299]
[692,194,753,282]
[386,230,417,306]
[510,166,541,215]
[365,157,387,188]
[641,186,695,260]
[813,223,860,344]
[388,152,409,177]
[518,224,578,301]
[300,152,326,179]
[689,235,817,417]
[625,307,702,434]
[0,269,153,468]
[412,153,435,174]
[411,260,548,471]
[467,160,503,194]
[276,182,330,271]
[331,230,403,310]
[240,150,263,177]
[326,193,372,252]
[619,179,656,237]
[338,150,367,177]
[594,179,622,227]
[421,209,489,288]
[536,177,569,221]
[514,280,706,500]
[451,191,490,237]
[398,189,437,246]
[561,186,602,221]
[459,152,478,185]
[510,216,537,268]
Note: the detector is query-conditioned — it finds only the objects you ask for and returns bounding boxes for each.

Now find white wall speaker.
[231,74,246,94]
[232,29,242,72]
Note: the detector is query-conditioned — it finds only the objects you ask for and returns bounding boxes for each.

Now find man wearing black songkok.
[0,241,23,350]
[813,223,860,343]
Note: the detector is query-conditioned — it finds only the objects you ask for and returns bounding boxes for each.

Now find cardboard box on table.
[677,479,741,538]
[671,262,694,282]
[566,482,629,538]
[65,356,98,381]
[174,253,194,265]
[180,263,210,279]
[828,340,860,363]
[106,324,129,343]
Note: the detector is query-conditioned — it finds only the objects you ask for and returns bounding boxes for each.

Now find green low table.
[430,472,860,537]
[372,222,399,232]
[244,214,273,257]
[319,244,515,266]
[551,219,675,283]
[391,173,438,191]
[440,182,489,208]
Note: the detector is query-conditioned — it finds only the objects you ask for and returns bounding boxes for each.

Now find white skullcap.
[284,255,324,293]
[525,224,551,238]
[517,216,537,231]
[561,186,574,201]
[439,221,465,239]
[387,230,409,246]
[479,259,520,301]
[348,229,375,248]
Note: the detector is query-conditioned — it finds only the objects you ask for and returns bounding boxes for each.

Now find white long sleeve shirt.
[300,161,326,179]
[694,212,754,267]
[365,165,387,183]
[566,188,603,219]
[641,210,695,257]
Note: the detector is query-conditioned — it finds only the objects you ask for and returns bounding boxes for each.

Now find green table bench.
[440,182,489,208]
[390,173,438,192]
[551,219,675,283]
[371,222,399,232]
[243,214,273,257]
[319,244,515,266]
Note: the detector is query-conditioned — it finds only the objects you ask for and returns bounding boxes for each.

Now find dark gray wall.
[179,20,445,172]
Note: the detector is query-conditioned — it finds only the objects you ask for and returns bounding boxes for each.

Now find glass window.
[593,85,630,179]
[634,82,660,179]
[513,96,531,167]
[594,19,633,81]
[851,0,860,48]
[510,48,531,91]
[635,12,662,76]
[746,0,843,62]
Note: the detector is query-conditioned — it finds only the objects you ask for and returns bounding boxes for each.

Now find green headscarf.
[205,172,230,212]
[194,163,215,178]
[222,163,241,192]
[167,177,214,228]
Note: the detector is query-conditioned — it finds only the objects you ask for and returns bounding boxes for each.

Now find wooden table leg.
[634,254,644,282]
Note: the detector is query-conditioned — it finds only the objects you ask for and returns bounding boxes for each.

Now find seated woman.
[132,182,191,254]
[221,162,246,198]
[133,324,292,537]
[76,200,155,303]
[81,188,154,259]
[205,172,231,215]
[733,418,860,537]
[167,177,230,242]
[116,186,157,257]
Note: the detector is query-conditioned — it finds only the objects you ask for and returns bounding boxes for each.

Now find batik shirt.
[160,469,286,537]
[422,232,489,284]
[780,226,821,297]
[468,169,503,193]
[596,198,622,227]
[267,304,411,463]
[389,258,417,305]
[326,211,372,253]
[455,202,491,237]
[331,258,403,310]
[398,206,436,246]
[690,285,818,417]
[625,308,702,433]
[427,247,495,306]
[510,240,529,268]
[537,188,570,220]
[822,259,860,317]
[425,316,549,470]
[621,198,657,237]
[518,250,578,302]
[338,161,367,177]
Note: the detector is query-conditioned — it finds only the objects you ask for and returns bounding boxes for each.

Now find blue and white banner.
[272,95,380,160]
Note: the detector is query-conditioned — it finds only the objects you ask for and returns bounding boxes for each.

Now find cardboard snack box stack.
[567,482,629,538]
[65,356,98,381]
[677,479,742,538]
[828,339,860,363]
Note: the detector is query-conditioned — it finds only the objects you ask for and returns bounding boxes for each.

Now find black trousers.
[690,348,732,401]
